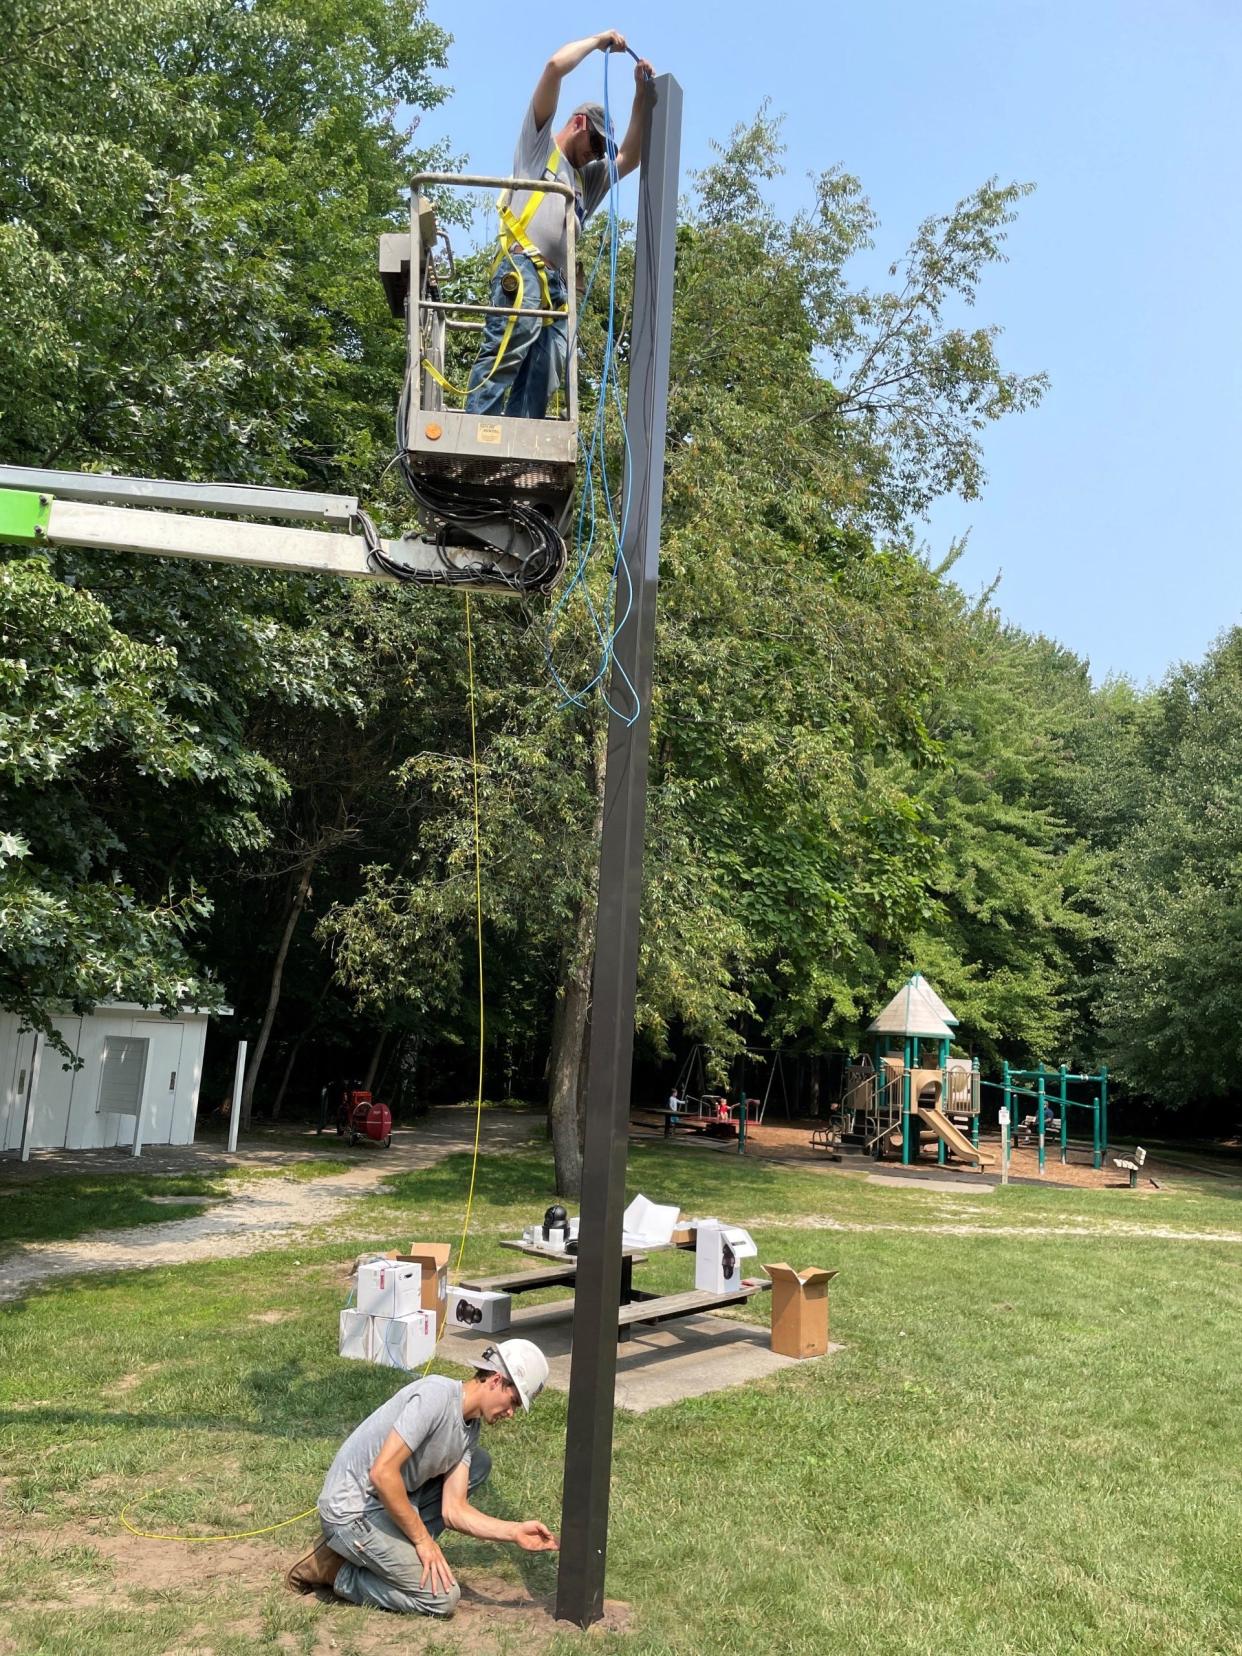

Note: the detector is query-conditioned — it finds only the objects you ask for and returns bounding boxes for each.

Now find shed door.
[98,1035,150,1148]
[2,1029,38,1151]
[132,1021,185,1146]
[31,1018,82,1148]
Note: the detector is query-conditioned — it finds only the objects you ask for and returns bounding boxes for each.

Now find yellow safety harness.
[422,143,577,404]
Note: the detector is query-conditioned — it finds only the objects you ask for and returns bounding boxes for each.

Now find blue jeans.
[327,1447,492,1618]
[465,252,567,420]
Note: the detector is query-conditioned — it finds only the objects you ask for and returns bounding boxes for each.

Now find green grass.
[0,1172,226,1250]
[1,1144,1240,1654]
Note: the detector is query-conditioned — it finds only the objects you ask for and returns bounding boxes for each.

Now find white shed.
[0,1003,223,1158]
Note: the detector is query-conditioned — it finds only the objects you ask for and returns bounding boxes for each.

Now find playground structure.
[832,974,1111,1177]
[838,975,993,1169]
[985,1061,1110,1174]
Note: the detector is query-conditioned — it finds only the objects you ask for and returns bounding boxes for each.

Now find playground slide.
[915,1106,996,1167]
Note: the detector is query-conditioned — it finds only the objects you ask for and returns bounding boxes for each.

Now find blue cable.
[543,51,641,725]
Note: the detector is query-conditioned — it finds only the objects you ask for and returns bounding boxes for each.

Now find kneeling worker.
[288,1340,556,1617]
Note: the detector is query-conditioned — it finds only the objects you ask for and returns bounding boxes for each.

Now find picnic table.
[462,1236,769,1343]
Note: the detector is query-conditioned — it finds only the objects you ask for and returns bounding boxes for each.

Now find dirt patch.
[112,1365,163,1393]
[15,1522,629,1655]
[82,1525,290,1594]
[301,1576,631,1654]
[248,1309,296,1324]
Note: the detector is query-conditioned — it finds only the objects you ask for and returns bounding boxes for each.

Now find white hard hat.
[479,1338,549,1411]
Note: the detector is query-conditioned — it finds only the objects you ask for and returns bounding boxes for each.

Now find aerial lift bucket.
[378,173,581,585]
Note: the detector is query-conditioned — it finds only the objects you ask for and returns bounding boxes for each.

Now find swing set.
[672,1044,797,1124]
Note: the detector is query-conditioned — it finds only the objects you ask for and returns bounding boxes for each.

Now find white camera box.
[356,1260,421,1318]
[372,1310,436,1370]
[339,1308,373,1361]
[447,1287,511,1334]
[694,1220,758,1293]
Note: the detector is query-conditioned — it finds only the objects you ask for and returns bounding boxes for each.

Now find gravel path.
[0,1111,542,1304]
[752,1213,1242,1244]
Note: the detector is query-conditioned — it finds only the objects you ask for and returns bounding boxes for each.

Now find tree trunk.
[546,894,595,1197]
[576,1001,592,1158]
[269,968,334,1121]
[241,856,316,1126]
[362,1029,388,1092]
[269,1041,300,1122]
[545,733,607,1196]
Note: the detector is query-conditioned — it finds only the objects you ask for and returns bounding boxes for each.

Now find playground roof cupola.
[907,973,958,1027]
[866,975,956,1039]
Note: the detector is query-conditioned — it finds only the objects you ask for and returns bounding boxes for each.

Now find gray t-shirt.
[318,1375,480,1527]
[508,101,610,277]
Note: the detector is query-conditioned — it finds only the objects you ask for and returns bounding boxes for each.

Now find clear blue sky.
[417,1,1242,685]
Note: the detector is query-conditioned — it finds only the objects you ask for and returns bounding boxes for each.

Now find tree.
[0,0,451,1042]
[1095,631,1242,1118]
[322,111,1049,1192]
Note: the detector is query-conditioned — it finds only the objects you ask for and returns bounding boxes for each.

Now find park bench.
[810,1123,843,1158]
[1111,1145,1148,1188]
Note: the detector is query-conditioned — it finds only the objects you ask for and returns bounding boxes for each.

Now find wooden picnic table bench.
[459,1261,582,1294]
[616,1278,771,1336]
[463,1243,650,1305]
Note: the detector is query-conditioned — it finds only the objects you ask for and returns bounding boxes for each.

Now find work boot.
[285,1534,344,1595]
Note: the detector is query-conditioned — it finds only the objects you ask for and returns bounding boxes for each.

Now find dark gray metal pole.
[555,73,682,1629]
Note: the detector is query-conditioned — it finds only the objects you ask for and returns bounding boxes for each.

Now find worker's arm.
[614,58,656,179]
[369,1430,457,1595]
[440,1460,559,1551]
[532,30,628,128]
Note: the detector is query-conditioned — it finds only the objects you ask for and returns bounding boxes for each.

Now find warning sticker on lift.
[475,421,503,446]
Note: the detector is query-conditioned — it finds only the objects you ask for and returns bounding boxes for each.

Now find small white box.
[372,1310,436,1370]
[356,1260,421,1318]
[339,1309,373,1361]
[695,1220,758,1293]
[447,1287,511,1334]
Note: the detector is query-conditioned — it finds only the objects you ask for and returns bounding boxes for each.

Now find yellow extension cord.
[120,596,489,1545]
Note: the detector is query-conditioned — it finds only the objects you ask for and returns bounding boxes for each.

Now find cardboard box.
[356,1259,421,1319]
[694,1220,757,1293]
[447,1287,511,1334]
[763,1263,839,1358]
[399,1243,451,1334]
[373,1310,436,1370]
[339,1309,373,1361]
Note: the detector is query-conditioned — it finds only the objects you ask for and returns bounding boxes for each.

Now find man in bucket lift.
[464,30,655,421]
[287,1340,557,1617]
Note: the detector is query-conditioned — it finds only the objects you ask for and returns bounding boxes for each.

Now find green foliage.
[0,0,450,1044]
[1096,630,1242,1110]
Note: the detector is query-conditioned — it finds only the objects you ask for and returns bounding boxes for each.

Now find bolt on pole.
[554,72,682,1631]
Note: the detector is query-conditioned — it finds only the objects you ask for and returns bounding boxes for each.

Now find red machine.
[335,1086,393,1148]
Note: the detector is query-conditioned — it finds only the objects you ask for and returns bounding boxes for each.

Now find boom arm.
[0,466,551,592]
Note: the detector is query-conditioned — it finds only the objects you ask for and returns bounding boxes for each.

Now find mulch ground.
[636,1112,1240,1191]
